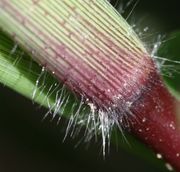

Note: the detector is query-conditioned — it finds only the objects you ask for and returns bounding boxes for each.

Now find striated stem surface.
[0,0,180,171]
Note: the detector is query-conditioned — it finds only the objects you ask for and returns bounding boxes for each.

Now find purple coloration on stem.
[0,0,152,109]
[128,72,180,171]
[0,0,180,171]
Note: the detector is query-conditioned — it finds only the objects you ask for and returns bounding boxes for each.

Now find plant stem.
[0,0,179,171]
[127,71,180,171]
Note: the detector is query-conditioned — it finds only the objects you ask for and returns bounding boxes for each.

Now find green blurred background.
[0,0,179,171]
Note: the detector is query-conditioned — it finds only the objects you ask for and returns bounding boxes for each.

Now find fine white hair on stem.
[1,2,143,155]
[120,0,180,80]
[1,0,179,157]
[28,59,137,155]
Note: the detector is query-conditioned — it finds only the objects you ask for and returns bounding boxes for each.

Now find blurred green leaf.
[0,31,86,117]
[158,31,180,99]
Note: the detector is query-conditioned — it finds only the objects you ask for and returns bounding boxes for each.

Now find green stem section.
[0,0,151,108]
